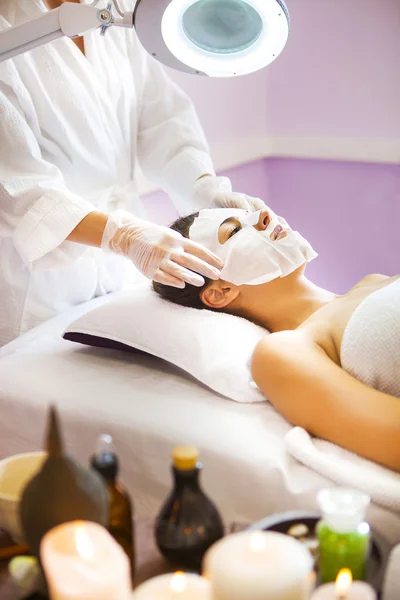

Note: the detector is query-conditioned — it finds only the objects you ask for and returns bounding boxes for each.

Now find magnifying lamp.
[0,0,289,77]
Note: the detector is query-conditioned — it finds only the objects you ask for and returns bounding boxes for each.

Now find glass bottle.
[90,434,135,575]
[155,446,224,571]
[317,487,371,583]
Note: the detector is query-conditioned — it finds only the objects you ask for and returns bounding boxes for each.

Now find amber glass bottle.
[90,435,135,575]
[155,446,224,570]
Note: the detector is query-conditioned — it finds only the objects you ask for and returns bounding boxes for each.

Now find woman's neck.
[237,271,338,332]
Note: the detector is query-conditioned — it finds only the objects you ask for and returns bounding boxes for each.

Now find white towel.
[382,544,400,600]
[341,278,400,397]
[285,427,400,512]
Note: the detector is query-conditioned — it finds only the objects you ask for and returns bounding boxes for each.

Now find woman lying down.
[153,207,400,472]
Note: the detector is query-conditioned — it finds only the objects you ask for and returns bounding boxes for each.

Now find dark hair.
[152,213,212,310]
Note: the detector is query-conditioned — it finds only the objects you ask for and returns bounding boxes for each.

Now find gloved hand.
[193,175,267,212]
[101,210,223,289]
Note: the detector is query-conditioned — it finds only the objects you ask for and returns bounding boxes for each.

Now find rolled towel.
[382,544,400,600]
[285,427,400,511]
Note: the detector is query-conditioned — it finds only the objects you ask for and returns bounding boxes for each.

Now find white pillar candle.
[203,531,314,600]
[133,572,211,599]
[41,521,132,600]
[311,569,376,600]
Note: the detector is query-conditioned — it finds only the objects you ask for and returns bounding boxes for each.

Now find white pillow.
[63,283,268,403]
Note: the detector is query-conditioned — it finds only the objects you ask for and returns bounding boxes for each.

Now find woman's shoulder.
[252,274,400,372]
[349,273,393,292]
[250,330,334,406]
[301,274,399,365]
[252,329,324,366]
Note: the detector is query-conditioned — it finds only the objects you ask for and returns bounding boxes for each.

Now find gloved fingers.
[248,196,268,212]
[158,257,206,287]
[158,229,223,276]
[180,239,224,278]
[192,175,233,210]
[213,192,267,213]
[212,192,253,211]
[152,268,186,289]
[170,249,221,282]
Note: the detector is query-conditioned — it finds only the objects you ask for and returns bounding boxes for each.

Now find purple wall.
[143,159,270,226]
[265,159,400,294]
[143,158,400,294]
[167,0,400,160]
[266,0,400,139]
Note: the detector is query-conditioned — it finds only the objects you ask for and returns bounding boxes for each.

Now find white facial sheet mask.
[189,208,317,285]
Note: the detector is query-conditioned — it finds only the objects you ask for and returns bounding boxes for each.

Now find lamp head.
[134,0,290,77]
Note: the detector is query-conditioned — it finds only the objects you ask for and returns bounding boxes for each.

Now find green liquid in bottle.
[317,520,370,582]
[316,487,371,584]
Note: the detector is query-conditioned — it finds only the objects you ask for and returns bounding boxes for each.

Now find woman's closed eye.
[228,224,241,238]
[218,217,243,244]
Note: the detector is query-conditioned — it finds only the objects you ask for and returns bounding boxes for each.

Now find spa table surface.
[0,518,244,599]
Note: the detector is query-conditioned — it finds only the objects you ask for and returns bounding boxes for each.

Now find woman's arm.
[67,211,108,247]
[251,331,400,472]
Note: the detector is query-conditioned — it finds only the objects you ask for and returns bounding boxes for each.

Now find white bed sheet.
[0,297,399,546]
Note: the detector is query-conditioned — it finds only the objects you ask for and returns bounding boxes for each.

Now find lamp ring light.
[133,0,290,77]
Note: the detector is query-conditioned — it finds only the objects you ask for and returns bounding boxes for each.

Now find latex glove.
[101,210,223,289]
[193,175,267,212]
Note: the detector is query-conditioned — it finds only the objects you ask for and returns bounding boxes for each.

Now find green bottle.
[317,487,371,583]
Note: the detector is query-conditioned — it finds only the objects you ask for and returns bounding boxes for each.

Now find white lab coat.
[0,0,214,347]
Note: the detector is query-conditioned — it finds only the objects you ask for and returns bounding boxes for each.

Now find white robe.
[0,0,214,346]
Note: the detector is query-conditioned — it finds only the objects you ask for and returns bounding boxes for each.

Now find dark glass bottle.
[90,434,135,576]
[155,446,224,571]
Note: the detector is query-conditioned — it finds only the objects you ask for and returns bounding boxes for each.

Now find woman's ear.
[200,280,240,309]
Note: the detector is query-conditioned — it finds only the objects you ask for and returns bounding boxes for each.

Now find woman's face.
[217,208,288,244]
[189,207,317,286]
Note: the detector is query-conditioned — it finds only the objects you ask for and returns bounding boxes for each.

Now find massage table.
[0,297,399,548]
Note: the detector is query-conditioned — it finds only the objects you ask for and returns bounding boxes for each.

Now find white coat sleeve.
[0,74,95,269]
[136,53,215,214]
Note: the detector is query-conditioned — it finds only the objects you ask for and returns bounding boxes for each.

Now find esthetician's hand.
[193,175,267,212]
[101,210,223,288]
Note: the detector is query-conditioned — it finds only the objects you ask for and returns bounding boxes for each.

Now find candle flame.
[170,572,186,593]
[336,569,353,596]
[74,523,94,562]
[249,531,265,552]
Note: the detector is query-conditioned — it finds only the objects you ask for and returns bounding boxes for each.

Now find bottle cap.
[317,487,370,533]
[95,434,116,455]
[91,434,119,480]
[172,446,200,470]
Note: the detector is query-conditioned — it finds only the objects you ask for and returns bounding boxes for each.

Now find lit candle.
[203,531,314,599]
[310,568,376,599]
[41,521,132,600]
[133,571,211,599]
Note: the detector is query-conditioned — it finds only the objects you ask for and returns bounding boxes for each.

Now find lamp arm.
[0,2,133,63]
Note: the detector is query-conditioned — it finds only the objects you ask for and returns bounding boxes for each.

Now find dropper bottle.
[90,434,135,575]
